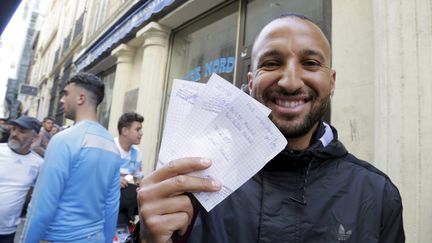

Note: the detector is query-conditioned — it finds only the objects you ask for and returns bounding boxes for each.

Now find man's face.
[248,17,335,139]
[8,125,37,153]
[122,121,143,145]
[43,119,54,132]
[60,83,78,120]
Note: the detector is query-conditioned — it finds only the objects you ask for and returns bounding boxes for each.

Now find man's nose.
[9,129,18,137]
[277,61,303,93]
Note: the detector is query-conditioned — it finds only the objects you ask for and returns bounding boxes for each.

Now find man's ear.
[247,71,254,94]
[330,69,336,96]
[121,126,128,136]
[76,93,86,105]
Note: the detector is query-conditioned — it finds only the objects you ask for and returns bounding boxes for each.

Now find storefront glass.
[167,2,238,85]
[97,69,115,128]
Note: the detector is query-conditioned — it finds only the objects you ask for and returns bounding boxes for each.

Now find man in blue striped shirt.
[22,73,121,243]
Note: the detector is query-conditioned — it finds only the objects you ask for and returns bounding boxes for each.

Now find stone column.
[332,0,375,161]
[109,44,135,136]
[373,0,432,242]
[135,22,170,175]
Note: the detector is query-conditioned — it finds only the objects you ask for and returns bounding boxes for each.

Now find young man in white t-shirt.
[0,116,42,243]
[115,112,144,188]
[114,112,144,241]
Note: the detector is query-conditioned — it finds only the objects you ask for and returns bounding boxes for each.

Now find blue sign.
[183,56,235,82]
[76,0,176,71]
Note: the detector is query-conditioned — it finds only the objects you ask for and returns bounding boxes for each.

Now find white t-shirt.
[0,143,43,234]
[114,137,143,176]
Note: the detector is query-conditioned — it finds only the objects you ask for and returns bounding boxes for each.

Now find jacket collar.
[265,121,348,170]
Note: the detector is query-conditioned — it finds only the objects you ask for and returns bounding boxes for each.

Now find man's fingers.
[137,157,220,242]
[139,195,194,224]
[142,157,212,184]
[138,174,221,200]
[164,174,221,196]
[143,212,190,243]
[120,178,128,188]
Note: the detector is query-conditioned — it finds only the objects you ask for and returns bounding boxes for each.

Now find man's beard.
[270,93,331,138]
[8,138,33,153]
[64,108,75,121]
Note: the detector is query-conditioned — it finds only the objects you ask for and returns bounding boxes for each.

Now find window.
[167,2,238,86]
[97,68,115,128]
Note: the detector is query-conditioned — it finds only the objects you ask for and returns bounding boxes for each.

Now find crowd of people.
[0,12,404,243]
[0,74,145,243]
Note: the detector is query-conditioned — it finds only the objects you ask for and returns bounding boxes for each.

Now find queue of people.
[0,12,404,243]
[0,73,145,242]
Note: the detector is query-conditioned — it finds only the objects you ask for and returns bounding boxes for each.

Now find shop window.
[97,69,115,128]
[167,2,238,87]
[160,2,239,153]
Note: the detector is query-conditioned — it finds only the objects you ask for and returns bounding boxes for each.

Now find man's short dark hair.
[67,72,105,106]
[117,112,144,134]
[43,117,54,123]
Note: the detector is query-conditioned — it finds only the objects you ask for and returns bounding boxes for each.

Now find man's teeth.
[276,99,305,108]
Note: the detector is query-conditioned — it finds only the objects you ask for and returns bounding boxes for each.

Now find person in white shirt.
[115,112,144,188]
[0,116,43,243]
[114,112,144,240]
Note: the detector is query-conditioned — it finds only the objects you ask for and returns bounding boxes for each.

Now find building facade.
[23,0,432,241]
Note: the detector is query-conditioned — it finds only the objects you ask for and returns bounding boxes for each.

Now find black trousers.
[0,232,15,243]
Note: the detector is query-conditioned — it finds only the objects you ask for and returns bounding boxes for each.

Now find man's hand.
[120,176,129,189]
[138,157,221,243]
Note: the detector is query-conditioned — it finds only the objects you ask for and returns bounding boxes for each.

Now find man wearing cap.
[0,116,43,243]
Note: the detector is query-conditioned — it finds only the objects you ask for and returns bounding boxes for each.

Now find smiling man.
[248,15,334,148]
[137,14,405,243]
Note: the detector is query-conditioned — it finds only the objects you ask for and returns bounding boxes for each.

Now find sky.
[0,1,27,117]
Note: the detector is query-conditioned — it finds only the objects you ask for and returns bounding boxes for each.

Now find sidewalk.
[14,217,25,243]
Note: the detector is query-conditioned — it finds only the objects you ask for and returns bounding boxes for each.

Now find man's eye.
[302,60,322,68]
[260,61,280,69]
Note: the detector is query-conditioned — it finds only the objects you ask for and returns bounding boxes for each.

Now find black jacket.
[186,122,405,243]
